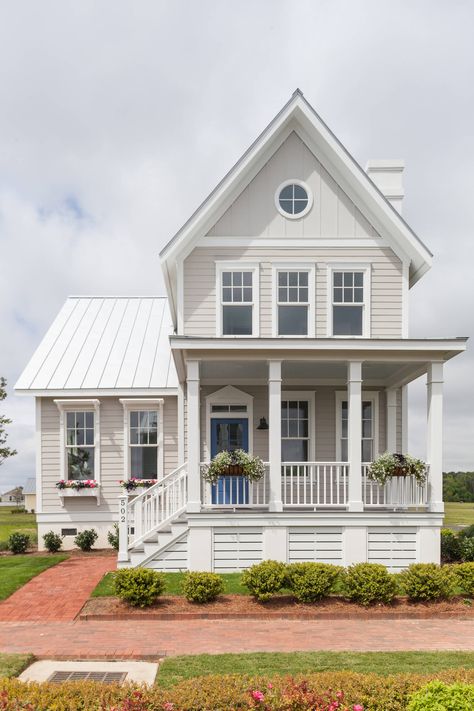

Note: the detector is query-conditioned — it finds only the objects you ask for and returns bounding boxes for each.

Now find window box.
[57,485,100,506]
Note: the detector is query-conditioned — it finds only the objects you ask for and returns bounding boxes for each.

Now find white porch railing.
[362,464,429,508]
[281,462,349,507]
[121,463,188,552]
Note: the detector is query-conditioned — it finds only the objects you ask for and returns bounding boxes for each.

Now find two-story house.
[15,90,467,572]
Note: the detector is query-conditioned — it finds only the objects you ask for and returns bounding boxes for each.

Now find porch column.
[427,361,444,513]
[386,388,397,453]
[186,360,201,513]
[268,360,283,512]
[347,361,364,512]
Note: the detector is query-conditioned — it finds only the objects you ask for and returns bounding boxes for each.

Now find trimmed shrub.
[241,560,287,602]
[400,563,456,602]
[107,524,119,551]
[114,568,166,607]
[407,680,474,711]
[182,571,225,603]
[10,507,27,514]
[42,531,63,553]
[441,529,462,563]
[74,528,98,552]
[7,532,30,554]
[342,562,397,606]
[454,562,474,596]
[286,562,341,603]
[460,536,474,562]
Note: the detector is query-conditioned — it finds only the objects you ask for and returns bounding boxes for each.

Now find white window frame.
[281,391,316,462]
[274,179,313,220]
[215,261,260,337]
[204,385,254,462]
[335,391,379,463]
[326,263,371,338]
[120,399,164,481]
[272,262,316,338]
[54,399,101,482]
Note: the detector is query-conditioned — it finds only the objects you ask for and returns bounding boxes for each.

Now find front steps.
[120,517,188,569]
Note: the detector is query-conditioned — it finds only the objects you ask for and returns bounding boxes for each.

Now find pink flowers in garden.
[251,690,265,702]
[247,682,363,709]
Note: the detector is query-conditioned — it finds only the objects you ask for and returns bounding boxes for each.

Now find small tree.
[0,378,17,466]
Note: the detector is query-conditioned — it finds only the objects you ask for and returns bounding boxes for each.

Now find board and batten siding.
[40,396,178,514]
[183,246,403,339]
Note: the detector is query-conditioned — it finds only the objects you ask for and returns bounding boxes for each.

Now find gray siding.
[40,396,178,514]
[184,246,403,338]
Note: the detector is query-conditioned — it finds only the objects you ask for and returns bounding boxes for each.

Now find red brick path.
[0,555,116,621]
[0,618,473,658]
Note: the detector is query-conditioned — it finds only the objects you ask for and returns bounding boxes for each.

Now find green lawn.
[0,554,68,600]
[92,571,248,597]
[0,507,37,550]
[156,650,474,688]
[0,653,35,679]
[444,502,474,528]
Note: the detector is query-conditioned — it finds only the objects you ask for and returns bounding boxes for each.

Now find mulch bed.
[80,594,474,621]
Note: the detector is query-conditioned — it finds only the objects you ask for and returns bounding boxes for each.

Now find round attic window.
[275,180,312,219]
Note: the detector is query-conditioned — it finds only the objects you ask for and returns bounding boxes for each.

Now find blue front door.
[211,418,249,505]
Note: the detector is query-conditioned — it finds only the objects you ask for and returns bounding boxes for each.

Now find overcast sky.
[1,0,473,491]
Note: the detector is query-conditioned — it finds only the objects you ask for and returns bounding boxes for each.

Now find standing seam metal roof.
[15,297,177,391]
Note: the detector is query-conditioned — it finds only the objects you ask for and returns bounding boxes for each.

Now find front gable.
[207,131,379,240]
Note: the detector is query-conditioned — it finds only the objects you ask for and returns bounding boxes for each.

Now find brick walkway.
[0,618,473,658]
[0,555,116,621]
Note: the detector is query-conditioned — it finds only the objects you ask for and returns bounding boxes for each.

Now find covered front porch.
[173,337,466,515]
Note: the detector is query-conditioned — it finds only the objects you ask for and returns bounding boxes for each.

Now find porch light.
[256,417,269,430]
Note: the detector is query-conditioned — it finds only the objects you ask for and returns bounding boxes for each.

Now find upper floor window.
[330,266,370,337]
[277,271,309,336]
[217,263,259,337]
[66,411,95,480]
[275,180,313,219]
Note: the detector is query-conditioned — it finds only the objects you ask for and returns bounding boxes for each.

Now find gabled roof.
[23,478,36,495]
[160,89,433,324]
[15,297,178,395]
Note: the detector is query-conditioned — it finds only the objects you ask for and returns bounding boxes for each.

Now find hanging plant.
[202,449,265,485]
[368,452,428,486]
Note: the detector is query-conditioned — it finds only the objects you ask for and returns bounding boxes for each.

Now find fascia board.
[14,388,178,397]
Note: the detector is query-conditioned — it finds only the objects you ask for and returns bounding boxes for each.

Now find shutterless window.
[277,271,309,336]
[278,184,309,216]
[341,400,374,462]
[222,271,253,335]
[66,411,95,480]
[281,400,309,462]
[211,404,248,413]
[332,271,364,336]
[129,411,158,479]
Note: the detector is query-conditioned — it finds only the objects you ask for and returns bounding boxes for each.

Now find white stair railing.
[118,463,187,558]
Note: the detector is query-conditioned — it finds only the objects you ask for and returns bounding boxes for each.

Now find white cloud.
[1,0,473,490]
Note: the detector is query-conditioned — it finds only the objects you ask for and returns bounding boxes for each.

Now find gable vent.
[366,160,404,214]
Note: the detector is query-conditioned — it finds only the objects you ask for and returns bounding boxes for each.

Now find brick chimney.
[365,160,404,214]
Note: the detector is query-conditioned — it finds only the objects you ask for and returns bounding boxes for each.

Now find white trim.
[386,388,397,452]
[119,399,164,481]
[200,237,385,248]
[17,388,178,397]
[215,261,260,337]
[326,263,372,338]
[176,257,184,335]
[401,385,408,453]
[204,385,254,461]
[335,390,380,461]
[177,381,185,465]
[35,398,42,513]
[402,260,410,338]
[274,179,313,220]
[281,390,316,461]
[54,399,101,484]
[271,262,316,338]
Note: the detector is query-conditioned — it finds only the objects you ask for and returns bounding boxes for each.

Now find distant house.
[0,486,24,507]
[15,90,467,570]
[23,478,36,512]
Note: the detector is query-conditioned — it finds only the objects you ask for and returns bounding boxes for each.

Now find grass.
[0,653,35,679]
[444,502,474,528]
[0,507,37,550]
[92,571,248,597]
[0,554,68,600]
[156,651,474,688]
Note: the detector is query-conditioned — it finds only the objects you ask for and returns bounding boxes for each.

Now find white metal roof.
[15,297,178,394]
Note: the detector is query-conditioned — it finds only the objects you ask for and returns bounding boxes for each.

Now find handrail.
[126,463,187,504]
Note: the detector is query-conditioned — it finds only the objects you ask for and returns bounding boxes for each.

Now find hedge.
[1,668,474,710]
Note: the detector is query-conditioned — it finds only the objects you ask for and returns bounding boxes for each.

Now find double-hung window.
[66,411,95,480]
[281,399,310,462]
[277,271,309,336]
[330,267,370,336]
[120,399,164,480]
[337,393,378,463]
[217,263,259,336]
